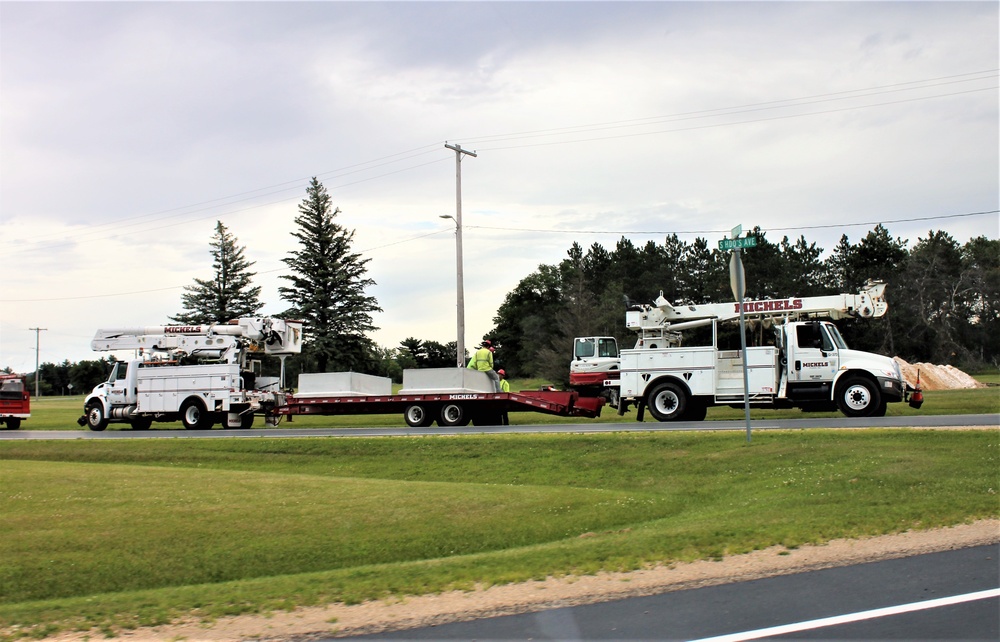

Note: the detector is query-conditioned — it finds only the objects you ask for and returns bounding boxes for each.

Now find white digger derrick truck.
[78,317,303,431]
[571,281,923,421]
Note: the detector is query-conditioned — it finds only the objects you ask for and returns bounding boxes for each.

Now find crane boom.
[629,280,887,337]
[90,317,303,360]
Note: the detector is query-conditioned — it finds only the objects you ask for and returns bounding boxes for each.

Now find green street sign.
[718,236,758,251]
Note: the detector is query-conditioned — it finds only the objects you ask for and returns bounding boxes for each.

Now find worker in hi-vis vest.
[497,369,510,393]
[467,340,500,392]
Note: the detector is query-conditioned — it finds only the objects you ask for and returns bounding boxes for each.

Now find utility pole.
[444,142,477,367]
[29,327,47,397]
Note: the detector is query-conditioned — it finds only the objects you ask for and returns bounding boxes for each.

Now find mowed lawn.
[12,377,1000,431]
[1,427,997,639]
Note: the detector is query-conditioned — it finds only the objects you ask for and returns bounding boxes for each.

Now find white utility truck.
[78,317,303,431]
[571,281,922,421]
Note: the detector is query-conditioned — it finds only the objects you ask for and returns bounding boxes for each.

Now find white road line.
[688,587,1000,642]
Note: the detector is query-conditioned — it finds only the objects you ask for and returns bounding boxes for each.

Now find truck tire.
[404,404,434,428]
[647,381,688,422]
[180,398,214,430]
[439,403,470,427]
[836,376,882,418]
[685,400,708,421]
[240,413,255,429]
[85,402,109,431]
[130,417,153,430]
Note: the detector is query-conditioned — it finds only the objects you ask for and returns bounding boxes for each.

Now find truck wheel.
[684,400,708,421]
[836,376,882,418]
[180,398,214,430]
[240,413,255,429]
[439,403,469,427]
[404,404,434,428]
[130,417,152,430]
[647,381,688,422]
[85,402,109,431]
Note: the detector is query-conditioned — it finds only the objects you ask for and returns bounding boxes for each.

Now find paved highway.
[342,544,999,641]
[2,413,997,440]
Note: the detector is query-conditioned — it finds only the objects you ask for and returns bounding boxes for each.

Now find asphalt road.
[341,544,1000,641]
[2,413,997,440]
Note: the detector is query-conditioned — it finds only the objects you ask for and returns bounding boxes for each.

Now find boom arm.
[91,317,303,361]
[628,281,888,335]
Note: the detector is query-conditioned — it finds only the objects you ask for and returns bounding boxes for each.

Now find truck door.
[788,322,840,386]
[106,361,135,408]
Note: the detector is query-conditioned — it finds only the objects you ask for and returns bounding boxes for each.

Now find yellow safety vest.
[467,347,494,371]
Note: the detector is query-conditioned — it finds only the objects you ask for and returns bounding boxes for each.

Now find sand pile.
[893,357,988,391]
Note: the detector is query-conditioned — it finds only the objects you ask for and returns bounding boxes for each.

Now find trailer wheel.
[3,418,21,430]
[647,381,688,422]
[130,417,152,430]
[85,402,108,432]
[835,376,882,418]
[180,398,214,430]
[439,403,469,427]
[404,404,434,428]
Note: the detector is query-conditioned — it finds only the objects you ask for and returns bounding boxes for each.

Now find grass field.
[10,374,1000,431]
[1,378,997,639]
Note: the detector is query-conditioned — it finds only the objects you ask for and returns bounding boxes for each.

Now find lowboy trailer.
[275,369,604,427]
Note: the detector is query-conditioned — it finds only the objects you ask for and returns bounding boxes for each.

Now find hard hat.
[482,340,492,347]
[497,369,506,376]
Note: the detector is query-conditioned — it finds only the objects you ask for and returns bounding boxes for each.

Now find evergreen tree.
[172,221,262,324]
[279,178,381,372]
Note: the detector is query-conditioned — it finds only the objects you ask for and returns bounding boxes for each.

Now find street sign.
[718,236,758,251]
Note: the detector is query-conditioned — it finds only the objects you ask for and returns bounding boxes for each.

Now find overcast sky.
[1,1,997,374]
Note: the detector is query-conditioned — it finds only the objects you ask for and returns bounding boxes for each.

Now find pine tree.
[279,177,381,372]
[171,221,262,324]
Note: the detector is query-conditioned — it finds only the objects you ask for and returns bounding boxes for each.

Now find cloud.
[0,1,996,371]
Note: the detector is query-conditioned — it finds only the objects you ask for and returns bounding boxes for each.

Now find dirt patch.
[40,520,1000,642]
[893,358,988,391]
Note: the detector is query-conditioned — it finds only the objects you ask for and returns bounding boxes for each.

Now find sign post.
[721,226,754,443]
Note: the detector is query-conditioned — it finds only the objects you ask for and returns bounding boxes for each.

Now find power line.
[2,71,993,255]
[2,210,993,304]
[466,209,999,236]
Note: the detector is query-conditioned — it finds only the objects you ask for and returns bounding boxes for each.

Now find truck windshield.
[575,338,596,359]
[823,323,848,350]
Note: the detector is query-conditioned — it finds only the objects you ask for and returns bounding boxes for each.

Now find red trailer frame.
[277,389,604,427]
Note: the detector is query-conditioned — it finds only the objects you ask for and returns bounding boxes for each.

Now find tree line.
[12,177,997,396]
[487,226,999,383]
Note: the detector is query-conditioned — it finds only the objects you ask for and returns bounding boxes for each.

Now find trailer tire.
[647,381,688,422]
[404,404,434,428]
[180,398,214,430]
[85,402,108,432]
[835,376,882,418]
[130,417,152,430]
[439,403,469,427]
[3,418,21,430]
